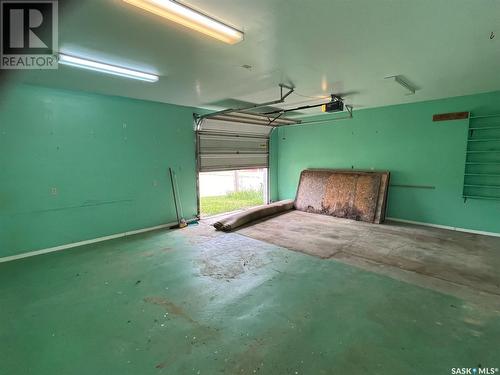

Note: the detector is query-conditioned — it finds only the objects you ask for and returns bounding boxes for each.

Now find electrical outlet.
[51,187,58,195]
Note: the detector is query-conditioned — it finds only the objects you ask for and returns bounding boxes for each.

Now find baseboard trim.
[387,217,500,238]
[2,217,497,263]
[0,220,185,264]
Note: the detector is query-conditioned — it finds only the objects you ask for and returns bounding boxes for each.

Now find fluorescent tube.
[123,0,244,44]
[58,54,159,82]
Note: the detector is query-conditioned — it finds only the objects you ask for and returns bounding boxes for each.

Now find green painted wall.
[276,90,500,234]
[0,84,197,257]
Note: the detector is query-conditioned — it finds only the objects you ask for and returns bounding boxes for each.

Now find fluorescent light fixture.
[58,53,159,82]
[123,0,244,44]
[385,75,416,95]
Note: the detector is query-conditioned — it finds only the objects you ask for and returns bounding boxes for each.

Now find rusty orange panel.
[295,169,390,223]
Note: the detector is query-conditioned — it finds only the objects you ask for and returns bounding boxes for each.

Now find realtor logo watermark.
[1,0,58,69]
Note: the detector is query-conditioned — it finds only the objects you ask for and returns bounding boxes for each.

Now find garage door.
[196,115,274,172]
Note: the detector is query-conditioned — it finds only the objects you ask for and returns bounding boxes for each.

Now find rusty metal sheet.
[323,173,357,217]
[352,174,381,222]
[294,170,330,212]
[294,169,390,223]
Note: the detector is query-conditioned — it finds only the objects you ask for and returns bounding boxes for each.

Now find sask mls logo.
[451,368,499,375]
[1,0,58,69]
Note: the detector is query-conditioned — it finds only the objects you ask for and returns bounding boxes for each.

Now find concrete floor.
[237,210,500,301]
[1,220,500,374]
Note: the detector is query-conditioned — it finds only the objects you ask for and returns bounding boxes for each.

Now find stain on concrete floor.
[196,234,275,280]
[144,296,196,324]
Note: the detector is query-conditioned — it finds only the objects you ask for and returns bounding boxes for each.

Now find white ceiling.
[9,0,500,114]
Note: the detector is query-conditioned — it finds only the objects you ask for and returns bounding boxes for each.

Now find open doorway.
[199,168,268,217]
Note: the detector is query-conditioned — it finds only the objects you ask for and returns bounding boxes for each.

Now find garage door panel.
[199,134,268,154]
[201,118,272,137]
[197,118,270,172]
[200,154,268,172]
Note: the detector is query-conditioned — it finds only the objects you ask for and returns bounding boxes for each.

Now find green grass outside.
[200,190,264,216]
